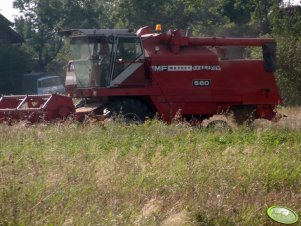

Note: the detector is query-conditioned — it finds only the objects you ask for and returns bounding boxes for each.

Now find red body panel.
[67,27,282,122]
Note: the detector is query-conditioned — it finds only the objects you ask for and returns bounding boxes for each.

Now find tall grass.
[0,119,300,225]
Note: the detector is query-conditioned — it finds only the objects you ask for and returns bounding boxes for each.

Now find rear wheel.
[202,114,238,132]
[103,98,152,124]
[231,105,256,125]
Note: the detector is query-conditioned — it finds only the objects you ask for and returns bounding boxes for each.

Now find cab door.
[110,36,144,87]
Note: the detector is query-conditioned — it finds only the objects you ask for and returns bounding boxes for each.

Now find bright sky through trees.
[0,0,301,22]
[0,0,20,22]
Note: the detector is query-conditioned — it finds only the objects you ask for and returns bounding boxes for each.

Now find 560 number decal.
[192,80,211,86]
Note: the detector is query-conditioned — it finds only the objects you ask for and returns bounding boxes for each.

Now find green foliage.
[13,0,106,72]
[250,0,281,34]
[45,41,71,76]
[14,0,63,71]
[0,121,301,225]
[276,36,301,105]
[271,6,301,105]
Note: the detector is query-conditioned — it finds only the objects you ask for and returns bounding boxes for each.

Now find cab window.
[116,37,143,61]
[113,37,143,80]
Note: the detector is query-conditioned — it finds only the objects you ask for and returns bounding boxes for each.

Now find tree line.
[1,0,301,104]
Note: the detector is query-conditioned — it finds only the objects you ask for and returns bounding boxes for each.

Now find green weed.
[0,120,300,225]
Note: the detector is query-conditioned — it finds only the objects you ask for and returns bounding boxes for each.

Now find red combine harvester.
[0,26,282,124]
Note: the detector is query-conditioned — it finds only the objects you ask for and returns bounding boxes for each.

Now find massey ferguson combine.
[0,25,282,125]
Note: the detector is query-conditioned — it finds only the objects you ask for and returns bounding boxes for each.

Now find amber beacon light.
[155,24,162,32]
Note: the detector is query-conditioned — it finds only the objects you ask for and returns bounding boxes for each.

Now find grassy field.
[0,109,301,225]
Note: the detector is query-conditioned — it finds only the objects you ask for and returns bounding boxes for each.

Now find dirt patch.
[141,198,163,218]
[161,210,190,226]
[252,114,301,130]
[135,198,163,225]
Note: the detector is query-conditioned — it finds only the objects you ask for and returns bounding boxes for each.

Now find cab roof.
[61,29,137,38]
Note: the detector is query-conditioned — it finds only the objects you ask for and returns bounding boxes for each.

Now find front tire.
[103,98,152,124]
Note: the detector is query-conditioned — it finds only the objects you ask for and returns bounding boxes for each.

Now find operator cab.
[64,29,144,89]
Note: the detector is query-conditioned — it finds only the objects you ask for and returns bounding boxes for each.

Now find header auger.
[0,25,282,126]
